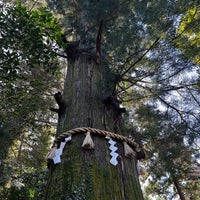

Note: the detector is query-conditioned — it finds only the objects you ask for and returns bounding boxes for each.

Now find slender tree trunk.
[173,177,186,200]
[45,56,144,200]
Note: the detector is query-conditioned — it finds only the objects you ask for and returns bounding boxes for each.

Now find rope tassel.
[47,144,58,160]
[123,142,135,158]
[81,131,94,149]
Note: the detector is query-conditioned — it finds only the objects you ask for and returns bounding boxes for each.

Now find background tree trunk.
[173,177,186,200]
[45,56,144,200]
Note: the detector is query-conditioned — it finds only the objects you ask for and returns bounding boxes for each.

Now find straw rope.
[53,127,139,149]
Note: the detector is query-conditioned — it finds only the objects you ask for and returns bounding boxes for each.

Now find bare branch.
[118,37,161,80]
[186,86,200,107]
[161,83,198,92]
[158,95,187,124]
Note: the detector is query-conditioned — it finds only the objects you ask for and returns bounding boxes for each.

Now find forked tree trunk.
[45,56,144,200]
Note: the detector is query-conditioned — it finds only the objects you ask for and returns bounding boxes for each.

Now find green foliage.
[0,126,54,200]
[175,5,200,64]
[0,2,64,80]
[0,1,63,140]
[0,168,47,200]
[135,104,199,199]
[0,2,63,199]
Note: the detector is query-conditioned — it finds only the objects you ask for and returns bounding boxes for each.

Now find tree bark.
[44,56,144,200]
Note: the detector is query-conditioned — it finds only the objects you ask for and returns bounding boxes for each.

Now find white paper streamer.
[53,135,72,164]
[65,136,72,142]
[106,137,119,166]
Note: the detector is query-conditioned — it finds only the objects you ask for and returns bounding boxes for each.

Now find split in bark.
[96,20,103,65]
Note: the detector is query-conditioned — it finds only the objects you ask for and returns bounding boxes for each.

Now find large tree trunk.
[45,56,144,200]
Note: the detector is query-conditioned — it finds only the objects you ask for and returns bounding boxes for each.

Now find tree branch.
[50,92,66,118]
[118,37,160,80]
[157,95,186,124]
[161,83,198,92]
[186,86,200,107]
